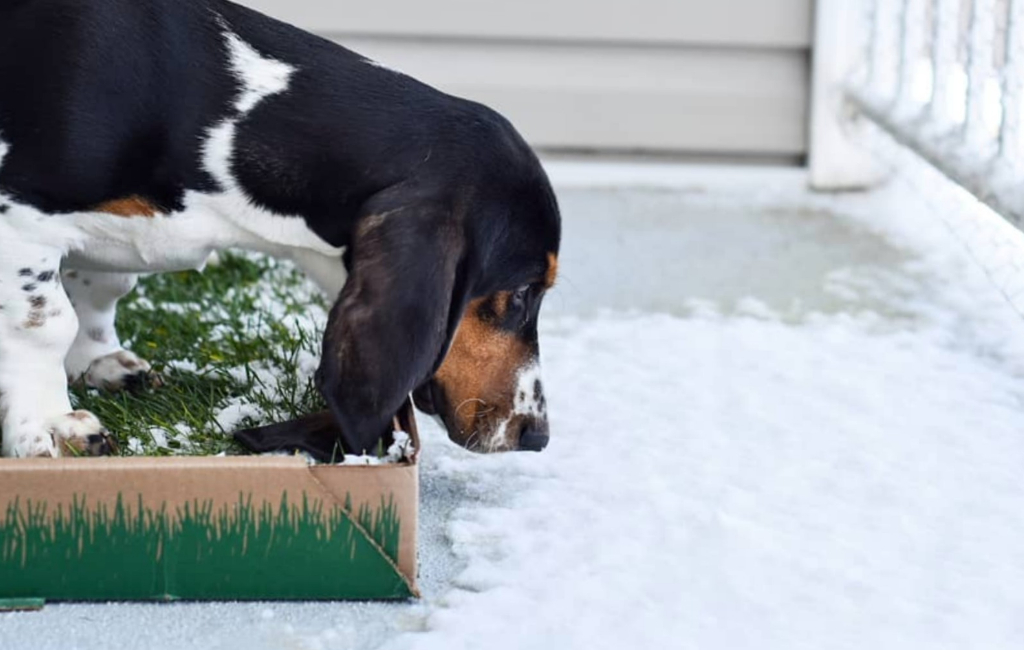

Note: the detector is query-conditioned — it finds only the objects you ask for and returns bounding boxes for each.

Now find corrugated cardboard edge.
[0,405,421,600]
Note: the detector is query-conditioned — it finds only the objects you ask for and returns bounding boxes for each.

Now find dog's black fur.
[0,0,561,456]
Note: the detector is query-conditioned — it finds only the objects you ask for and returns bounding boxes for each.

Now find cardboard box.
[0,406,419,604]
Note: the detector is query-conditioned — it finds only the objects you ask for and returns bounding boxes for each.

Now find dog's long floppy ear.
[234,412,348,461]
[317,201,467,454]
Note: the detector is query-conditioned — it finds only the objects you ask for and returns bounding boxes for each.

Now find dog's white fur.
[0,26,346,457]
[487,363,546,452]
[62,270,148,384]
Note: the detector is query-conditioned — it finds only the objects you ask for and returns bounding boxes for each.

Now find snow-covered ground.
[4,147,1024,650]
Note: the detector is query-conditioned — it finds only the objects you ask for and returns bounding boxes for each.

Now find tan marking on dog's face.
[94,196,163,218]
[432,296,533,450]
[545,252,559,289]
[491,290,512,319]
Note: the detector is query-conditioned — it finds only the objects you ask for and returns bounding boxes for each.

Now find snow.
[213,398,262,431]
[338,431,415,466]
[5,151,1024,649]
[399,317,1024,650]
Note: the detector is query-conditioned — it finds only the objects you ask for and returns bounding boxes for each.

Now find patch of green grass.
[0,492,411,600]
[69,252,330,456]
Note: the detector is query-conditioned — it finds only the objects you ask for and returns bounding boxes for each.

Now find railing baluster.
[930,0,963,128]
[842,0,1024,226]
[872,0,906,102]
[866,0,881,90]
[898,0,930,112]
[1000,0,1024,163]
[965,0,997,146]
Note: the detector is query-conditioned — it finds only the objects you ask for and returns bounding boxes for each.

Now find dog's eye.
[511,285,529,310]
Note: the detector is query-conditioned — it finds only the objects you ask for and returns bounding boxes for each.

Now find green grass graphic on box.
[0,492,411,601]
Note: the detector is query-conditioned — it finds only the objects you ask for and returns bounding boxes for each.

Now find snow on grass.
[213,398,263,431]
[339,432,416,466]
[68,252,331,456]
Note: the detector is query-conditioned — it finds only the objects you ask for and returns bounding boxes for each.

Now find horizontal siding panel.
[340,37,809,155]
[240,0,813,49]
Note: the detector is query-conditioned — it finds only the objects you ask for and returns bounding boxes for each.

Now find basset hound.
[0,0,560,459]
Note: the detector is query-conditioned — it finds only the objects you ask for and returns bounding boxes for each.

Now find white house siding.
[238,0,813,159]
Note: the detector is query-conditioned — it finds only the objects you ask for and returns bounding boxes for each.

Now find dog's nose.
[517,422,549,452]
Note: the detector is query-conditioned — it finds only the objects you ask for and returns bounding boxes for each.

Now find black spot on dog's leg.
[121,370,155,393]
[85,433,116,456]
[36,270,56,283]
[533,379,542,402]
[62,432,116,457]
[0,204,9,214]
[18,268,33,277]
[22,284,37,292]
[28,295,47,309]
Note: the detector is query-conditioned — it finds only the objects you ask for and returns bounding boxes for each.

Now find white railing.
[837,0,1024,228]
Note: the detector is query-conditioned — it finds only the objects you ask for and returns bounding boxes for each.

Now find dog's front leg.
[0,242,112,457]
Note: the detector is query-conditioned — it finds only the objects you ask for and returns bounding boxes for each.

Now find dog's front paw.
[6,429,58,458]
[84,351,162,392]
[5,410,115,457]
[48,410,117,457]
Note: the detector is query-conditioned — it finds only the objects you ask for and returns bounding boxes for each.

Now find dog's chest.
[1,155,344,277]
[57,193,343,274]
